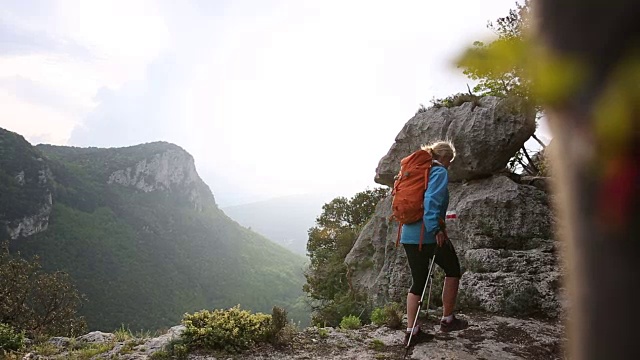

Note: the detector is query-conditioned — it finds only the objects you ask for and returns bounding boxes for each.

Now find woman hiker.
[401,140,468,345]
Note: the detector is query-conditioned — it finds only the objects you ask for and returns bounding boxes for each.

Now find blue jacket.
[399,165,449,245]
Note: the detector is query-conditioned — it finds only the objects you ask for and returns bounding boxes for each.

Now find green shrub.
[339,315,361,330]
[160,338,188,360]
[430,93,482,110]
[310,291,370,328]
[181,305,271,354]
[0,323,25,352]
[370,303,403,329]
[268,306,297,345]
[370,308,386,326]
[317,328,329,338]
[382,303,403,329]
[269,306,287,342]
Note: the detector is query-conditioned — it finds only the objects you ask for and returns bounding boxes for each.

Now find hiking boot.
[403,327,433,346]
[439,315,469,332]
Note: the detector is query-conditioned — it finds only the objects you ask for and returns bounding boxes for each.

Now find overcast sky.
[0,0,549,206]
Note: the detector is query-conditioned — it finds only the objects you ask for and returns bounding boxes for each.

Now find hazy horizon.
[0,0,549,207]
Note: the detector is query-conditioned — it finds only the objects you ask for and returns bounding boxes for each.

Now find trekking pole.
[404,250,437,357]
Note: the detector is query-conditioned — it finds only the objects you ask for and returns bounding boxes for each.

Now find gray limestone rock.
[375,96,536,185]
[345,175,562,319]
[76,331,116,344]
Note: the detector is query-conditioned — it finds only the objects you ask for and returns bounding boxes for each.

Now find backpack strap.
[419,166,432,251]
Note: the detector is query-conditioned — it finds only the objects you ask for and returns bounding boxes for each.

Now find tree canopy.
[303,187,388,326]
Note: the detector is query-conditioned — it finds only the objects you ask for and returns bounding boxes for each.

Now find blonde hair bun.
[421,140,456,162]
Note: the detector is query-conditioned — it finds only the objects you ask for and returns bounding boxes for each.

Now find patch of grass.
[66,342,115,360]
[150,350,171,359]
[415,104,428,114]
[119,341,136,355]
[33,342,59,356]
[134,329,161,339]
[114,324,133,342]
[369,339,385,351]
[339,315,362,330]
[429,93,482,110]
[318,328,329,338]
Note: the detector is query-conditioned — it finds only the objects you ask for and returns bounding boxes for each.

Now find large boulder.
[345,175,563,318]
[375,96,536,185]
[344,196,411,305]
[447,175,554,252]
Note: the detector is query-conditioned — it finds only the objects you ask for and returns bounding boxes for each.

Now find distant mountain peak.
[34,140,217,211]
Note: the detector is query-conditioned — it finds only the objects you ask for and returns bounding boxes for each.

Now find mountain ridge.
[0,127,309,331]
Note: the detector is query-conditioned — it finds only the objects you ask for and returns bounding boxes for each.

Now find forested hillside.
[1,128,308,331]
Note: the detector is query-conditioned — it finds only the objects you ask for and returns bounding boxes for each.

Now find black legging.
[403,242,461,295]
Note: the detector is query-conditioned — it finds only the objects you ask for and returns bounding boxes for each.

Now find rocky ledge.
[21,313,565,360]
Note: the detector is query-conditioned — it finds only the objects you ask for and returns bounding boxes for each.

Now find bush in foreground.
[339,315,361,330]
[0,323,25,353]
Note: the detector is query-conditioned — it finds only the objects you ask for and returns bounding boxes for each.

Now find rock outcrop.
[107,149,199,193]
[347,96,563,319]
[344,196,412,306]
[107,147,212,211]
[345,176,562,318]
[24,326,185,360]
[375,96,536,184]
[0,128,54,239]
[6,191,53,239]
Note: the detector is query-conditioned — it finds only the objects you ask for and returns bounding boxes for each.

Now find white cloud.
[0,0,542,206]
[0,89,77,144]
[0,0,171,144]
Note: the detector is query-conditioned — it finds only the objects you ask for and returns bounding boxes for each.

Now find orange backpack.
[390,149,434,250]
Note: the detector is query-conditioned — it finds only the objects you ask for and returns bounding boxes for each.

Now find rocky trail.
[20,311,565,360]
